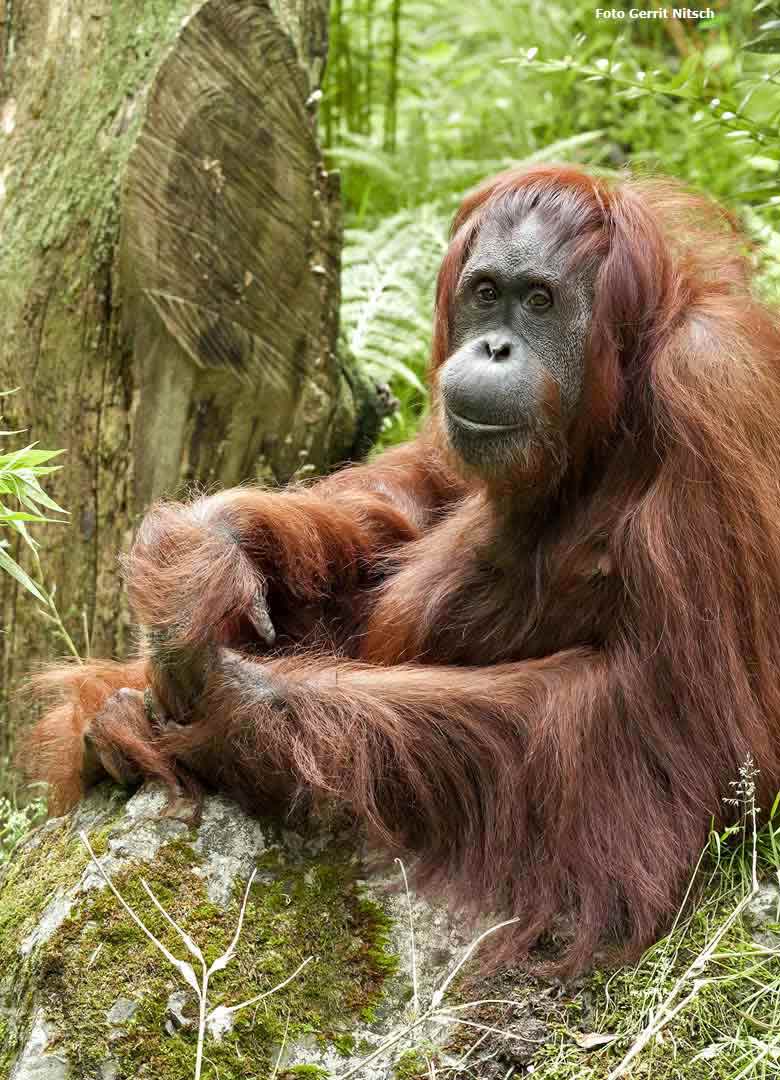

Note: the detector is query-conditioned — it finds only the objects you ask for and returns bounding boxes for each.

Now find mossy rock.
[11,785,772,1079]
[0,785,546,1079]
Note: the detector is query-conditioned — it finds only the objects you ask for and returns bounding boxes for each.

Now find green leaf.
[0,546,47,603]
[525,130,607,162]
[0,446,65,469]
[0,509,57,523]
[0,505,43,551]
[744,32,780,54]
[4,474,68,516]
[365,355,426,392]
[16,474,68,515]
[9,465,62,478]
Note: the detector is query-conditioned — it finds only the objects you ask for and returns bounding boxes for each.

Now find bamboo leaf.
[10,475,67,515]
[0,507,51,523]
[0,447,65,469]
[0,547,47,603]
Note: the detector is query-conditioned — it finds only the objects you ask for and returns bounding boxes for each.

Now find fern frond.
[342,203,449,391]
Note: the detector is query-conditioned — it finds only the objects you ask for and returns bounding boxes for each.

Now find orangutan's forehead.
[462,210,581,284]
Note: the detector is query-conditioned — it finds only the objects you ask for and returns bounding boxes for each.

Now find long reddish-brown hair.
[22,165,780,973]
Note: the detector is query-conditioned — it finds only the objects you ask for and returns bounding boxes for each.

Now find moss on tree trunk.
[0,0,382,762]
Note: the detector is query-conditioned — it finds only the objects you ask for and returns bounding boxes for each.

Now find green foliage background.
[324,0,780,441]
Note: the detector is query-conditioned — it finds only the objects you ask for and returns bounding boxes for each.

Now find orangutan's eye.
[526,287,553,311]
[475,282,498,305]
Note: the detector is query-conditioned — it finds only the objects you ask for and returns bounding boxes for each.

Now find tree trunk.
[0,0,382,762]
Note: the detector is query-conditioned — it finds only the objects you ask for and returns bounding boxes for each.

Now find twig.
[431,918,520,1010]
[337,864,522,1080]
[82,607,91,658]
[79,833,312,1080]
[218,956,315,1016]
[270,1010,292,1080]
[29,549,80,660]
[433,1015,531,1041]
[396,858,420,1016]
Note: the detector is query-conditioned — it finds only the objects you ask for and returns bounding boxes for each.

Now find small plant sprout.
[0,789,46,864]
[79,831,314,1080]
[724,754,760,892]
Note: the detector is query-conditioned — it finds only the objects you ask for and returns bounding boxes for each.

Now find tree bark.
[0,0,382,761]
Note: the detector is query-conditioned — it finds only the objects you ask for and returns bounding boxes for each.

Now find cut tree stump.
[0,0,387,758]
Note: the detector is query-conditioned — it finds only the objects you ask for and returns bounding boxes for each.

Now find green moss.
[357,896,400,978]
[394,1048,433,1079]
[329,1032,356,1057]
[1,0,192,281]
[0,815,104,1077]
[0,828,91,970]
[280,1066,330,1079]
[0,1019,11,1074]
[1,810,399,1080]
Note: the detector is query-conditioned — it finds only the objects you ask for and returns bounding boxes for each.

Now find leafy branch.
[0,389,78,659]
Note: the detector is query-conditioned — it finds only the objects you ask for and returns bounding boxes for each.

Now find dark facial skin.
[440,210,595,475]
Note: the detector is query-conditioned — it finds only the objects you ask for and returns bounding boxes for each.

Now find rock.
[105,998,138,1041]
[9,1011,68,1080]
[745,881,780,948]
[0,783,547,1078]
[163,990,194,1036]
[8,784,775,1078]
[746,882,780,926]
